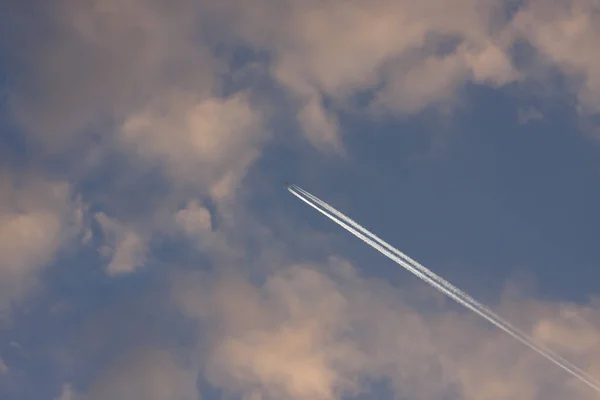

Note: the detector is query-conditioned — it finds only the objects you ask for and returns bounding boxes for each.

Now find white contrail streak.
[291,184,490,307]
[289,185,593,379]
[287,184,600,394]
[289,185,598,386]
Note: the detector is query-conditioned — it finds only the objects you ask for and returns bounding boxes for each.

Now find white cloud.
[120,92,264,201]
[7,0,217,148]
[57,349,198,400]
[464,41,519,87]
[0,357,7,375]
[6,0,266,205]
[95,212,146,276]
[55,384,76,400]
[0,173,83,310]
[372,50,468,114]
[4,0,516,155]
[518,107,544,124]
[87,349,198,400]
[6,1,600,397]
[171,200,240,261]
[175,263,360,400]
[174,258,600,400]
[214,0,519,143]
[204,0,600,143]
[7,0,600,160]
[174,200,213,236]
[511,0,600,114]
[533,303,600,355]
[296,95,343,153]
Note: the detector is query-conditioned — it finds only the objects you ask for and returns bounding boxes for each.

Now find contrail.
[290,184,589,372]
[290,184,491,309]
[289,184,598,387]
[286,184,600,394]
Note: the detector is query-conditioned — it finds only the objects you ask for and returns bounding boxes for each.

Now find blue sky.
[1,1,600,399]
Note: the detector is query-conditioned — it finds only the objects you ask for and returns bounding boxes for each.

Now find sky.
[1,0,600,399]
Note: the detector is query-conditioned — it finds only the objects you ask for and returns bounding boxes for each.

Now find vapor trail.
[291,184,486,306]
[287,184,600,394]
[290,185,590,376]
[289,184,597,384]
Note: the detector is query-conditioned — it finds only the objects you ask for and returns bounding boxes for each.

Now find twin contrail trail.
[286,183,600,394]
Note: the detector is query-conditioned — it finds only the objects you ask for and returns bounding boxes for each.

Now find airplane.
[283,181,292,189]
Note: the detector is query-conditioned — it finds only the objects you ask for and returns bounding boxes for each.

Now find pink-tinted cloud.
[173,258,600,400]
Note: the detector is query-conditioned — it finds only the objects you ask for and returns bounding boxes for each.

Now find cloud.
[518,106,544,124]
[5,0,265,206]
[6,0,600,158]
[86,348,198,400]
[511,0,600,114]
[532,302,600,356]
[55,384,75,400]
[0,172,83,310]
[171,199,240,259]
[4,0,600,398]
[296,94,343,153]
[173,257,600,400]
[5,0,217,148]
[1,0,515,156]
[203,0,600,143]
[119,91,264,201]
[174,262,361,400]
[94,212,146,276]
[56,349,198,400]
[0,357,8,375]
[207,0,519,141]
[174,200,213,236]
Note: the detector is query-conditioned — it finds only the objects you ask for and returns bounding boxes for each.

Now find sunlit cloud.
[1,0,600,398]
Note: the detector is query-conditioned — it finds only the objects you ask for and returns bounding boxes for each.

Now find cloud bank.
[1,0,600,399]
